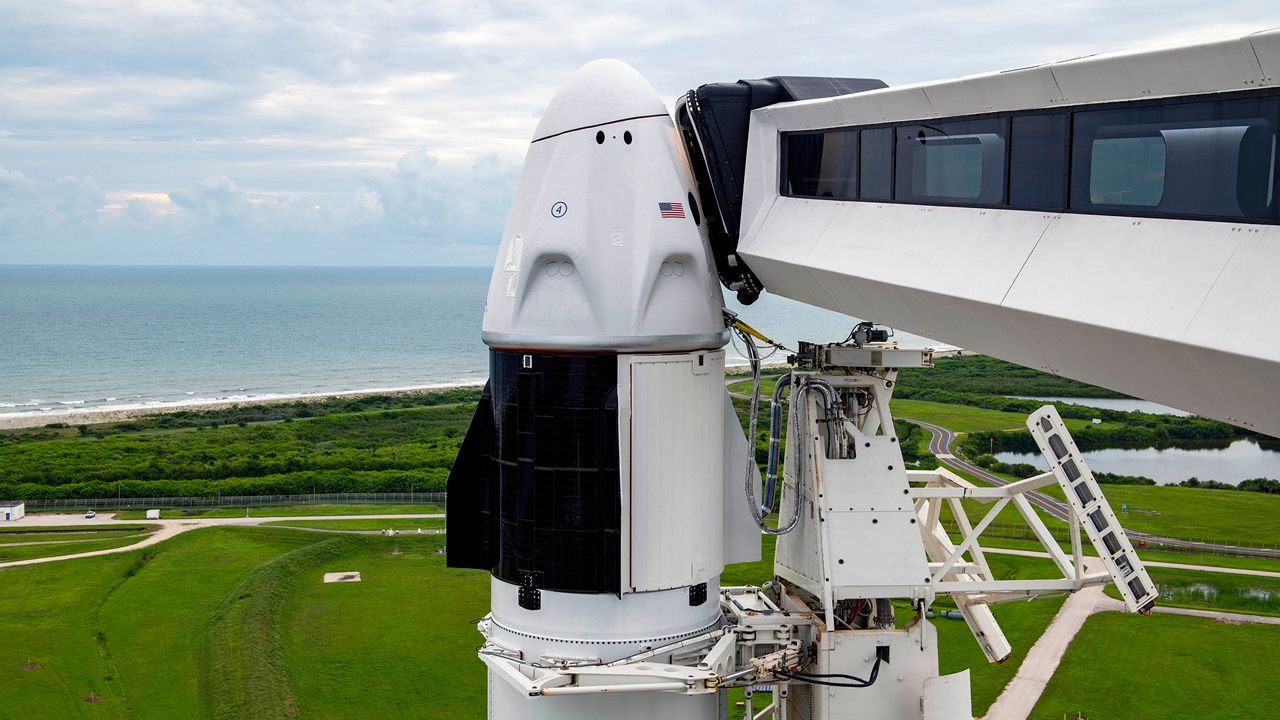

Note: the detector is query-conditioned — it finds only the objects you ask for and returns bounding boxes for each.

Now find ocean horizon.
[0,265,946,420]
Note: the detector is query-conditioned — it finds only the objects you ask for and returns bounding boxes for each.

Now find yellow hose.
[732,319,776,347]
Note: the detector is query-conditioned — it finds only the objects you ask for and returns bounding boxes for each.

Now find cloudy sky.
[0,1,1275,266]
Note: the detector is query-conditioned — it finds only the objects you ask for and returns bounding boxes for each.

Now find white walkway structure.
[728,29,1280,437]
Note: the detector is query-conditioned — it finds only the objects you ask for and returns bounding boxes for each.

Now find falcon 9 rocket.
[446,59,762,719]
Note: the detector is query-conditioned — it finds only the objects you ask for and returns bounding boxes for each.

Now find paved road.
[904,418,1280,559]
[908,418,1071,521]
[0,513,445,569]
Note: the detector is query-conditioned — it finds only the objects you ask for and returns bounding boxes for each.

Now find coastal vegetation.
[0,403,473,500]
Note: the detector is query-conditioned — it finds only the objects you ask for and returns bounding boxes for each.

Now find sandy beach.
[0,384,484,431]
[0,353,959,432]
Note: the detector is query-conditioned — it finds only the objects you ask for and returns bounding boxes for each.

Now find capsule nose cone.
[532,59,668,142]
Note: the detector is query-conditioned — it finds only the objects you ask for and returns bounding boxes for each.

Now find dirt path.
[0,533,149,547]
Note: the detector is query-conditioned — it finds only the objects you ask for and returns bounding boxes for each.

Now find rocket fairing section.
[446,59,760,720]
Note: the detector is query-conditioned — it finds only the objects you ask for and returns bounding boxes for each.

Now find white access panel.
[624,350,725,593]
[812,624,942,720]
[819,438,931,599]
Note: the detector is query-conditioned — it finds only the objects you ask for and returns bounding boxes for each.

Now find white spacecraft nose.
[532,59,670,141]
[481,59,727,352]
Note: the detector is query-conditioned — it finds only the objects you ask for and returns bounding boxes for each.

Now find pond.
[995,438,1280,485]
[1010,396,1191,416]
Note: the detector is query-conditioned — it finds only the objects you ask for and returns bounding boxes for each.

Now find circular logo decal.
[550,201,568,218]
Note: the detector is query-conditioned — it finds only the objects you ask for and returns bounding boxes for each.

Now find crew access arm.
[679,29,1280,437]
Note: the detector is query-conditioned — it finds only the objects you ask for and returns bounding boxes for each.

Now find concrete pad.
[323,571,362,583]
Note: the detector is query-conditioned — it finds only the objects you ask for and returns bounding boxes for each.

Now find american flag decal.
[658,202,685,219]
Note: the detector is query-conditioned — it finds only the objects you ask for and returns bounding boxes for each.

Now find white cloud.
[0,0,1276,264]
[0,164,103,236]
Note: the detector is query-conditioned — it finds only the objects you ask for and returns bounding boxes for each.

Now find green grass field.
[1033,483,1280,547]
[0,527,483,719]
[1031,612,1280,719]
[892,399,1103,434]
[977,536,1280,574]
[114,505,443,520]
[2,523,1276,718]
[893,399,1029,433]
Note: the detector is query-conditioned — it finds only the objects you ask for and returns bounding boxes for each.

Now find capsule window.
[624,130,632,145]
[595,130,605,144]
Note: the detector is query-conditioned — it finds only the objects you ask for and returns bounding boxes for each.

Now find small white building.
[1,501,25,522]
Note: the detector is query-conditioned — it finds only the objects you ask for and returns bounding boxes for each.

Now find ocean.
[0,265,943,419]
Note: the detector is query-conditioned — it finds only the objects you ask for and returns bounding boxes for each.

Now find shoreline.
[1,365,778,432]
[0,383,485,431]
[1,350,955,432]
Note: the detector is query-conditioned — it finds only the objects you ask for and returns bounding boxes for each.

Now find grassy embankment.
[0,527,487,719]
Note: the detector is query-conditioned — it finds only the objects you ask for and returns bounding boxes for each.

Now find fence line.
[26,492,447,511]
[21,495,1277,559]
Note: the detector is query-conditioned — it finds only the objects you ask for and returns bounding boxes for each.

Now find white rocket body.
[447,60,761,720]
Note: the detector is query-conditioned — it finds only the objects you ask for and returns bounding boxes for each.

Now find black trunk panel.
[446,351,621,595]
